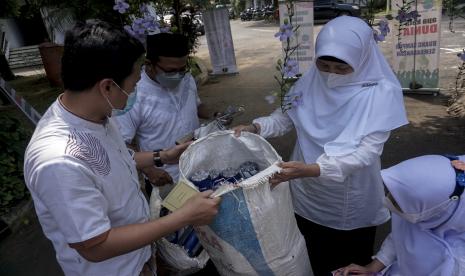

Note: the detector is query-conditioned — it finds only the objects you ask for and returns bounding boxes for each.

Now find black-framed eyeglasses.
[155,63,190,75]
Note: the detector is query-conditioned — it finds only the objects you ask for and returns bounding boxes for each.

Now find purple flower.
[132,18,146,35]
[409,10,420,20]
[265,95,277,104]
[283,59,299,78]
[142,15,160,32]
[378,19,390,36]
[274,23,293,41]
[289,91,303,107]
[113,0,130,14]
[396,10,421,23]
[458,50,465,62]
[395,10,408,22]
[124,25,145,42]
[124,25,136,37]
[140,3,149,14]
[292,95,303,107]
[373,30,385,42]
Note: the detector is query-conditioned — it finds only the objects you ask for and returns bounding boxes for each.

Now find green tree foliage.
[0,113,31,216]
[0,0,21,18]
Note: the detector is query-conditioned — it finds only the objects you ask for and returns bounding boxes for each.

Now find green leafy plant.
[394,0,420,54]
[0,113,31,216]
[265,0,302,112]
[0,0,21,18]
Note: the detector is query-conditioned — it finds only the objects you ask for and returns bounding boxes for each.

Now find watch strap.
[153,149,163,167]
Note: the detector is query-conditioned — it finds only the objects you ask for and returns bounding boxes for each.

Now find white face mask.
[383,196,457,224]
[319,71,354,89]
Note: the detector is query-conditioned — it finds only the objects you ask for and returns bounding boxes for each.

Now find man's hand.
[177,191,221,226]
[160,141,192,165]
[232,123,260,137]
[142,166,173,186]
[270,162,320,187]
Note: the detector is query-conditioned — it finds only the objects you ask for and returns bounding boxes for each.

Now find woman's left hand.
[270,161,320,187]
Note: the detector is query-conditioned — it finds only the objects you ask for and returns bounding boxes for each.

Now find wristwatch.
[153,149,163,167]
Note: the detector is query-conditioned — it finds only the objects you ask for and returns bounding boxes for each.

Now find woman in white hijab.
[335,155,465,276]
[233,16,408,275]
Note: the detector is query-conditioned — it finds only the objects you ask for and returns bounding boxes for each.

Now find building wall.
[0,19,25,49]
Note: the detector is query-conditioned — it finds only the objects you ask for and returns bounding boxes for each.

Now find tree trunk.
[172,0,182,32]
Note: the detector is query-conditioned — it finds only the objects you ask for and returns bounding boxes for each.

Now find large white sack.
[150,188,209,275]
[179,131,313,276]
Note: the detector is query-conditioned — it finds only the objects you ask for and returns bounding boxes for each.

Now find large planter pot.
[38,42,63,87]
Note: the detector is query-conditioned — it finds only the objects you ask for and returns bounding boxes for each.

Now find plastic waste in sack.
[160,208,204,258]
[189,170,211,192]
[189,161,261,192]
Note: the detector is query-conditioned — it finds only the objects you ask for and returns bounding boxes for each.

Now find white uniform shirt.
[375,233,396,268]
[24,99,151,276]
[116,70,200,187]
[254,109,390,230]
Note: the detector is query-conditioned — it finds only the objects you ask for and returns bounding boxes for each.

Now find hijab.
[381,155,465,275]
[287,16,408,160]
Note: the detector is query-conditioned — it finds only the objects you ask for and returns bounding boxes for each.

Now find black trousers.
[295,214,376,276]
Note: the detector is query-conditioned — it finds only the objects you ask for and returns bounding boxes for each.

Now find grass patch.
[8,75,61,114]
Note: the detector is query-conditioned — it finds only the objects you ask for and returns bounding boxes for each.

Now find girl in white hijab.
[336,155,465,276]
[233,16,408,275]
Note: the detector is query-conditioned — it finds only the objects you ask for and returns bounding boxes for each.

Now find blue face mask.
[155,71,185,90]
[105,81,137,116]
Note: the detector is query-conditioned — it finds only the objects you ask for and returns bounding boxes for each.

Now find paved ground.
[2,16,465,275]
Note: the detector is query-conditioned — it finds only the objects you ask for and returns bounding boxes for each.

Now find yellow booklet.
[162,179,199,212]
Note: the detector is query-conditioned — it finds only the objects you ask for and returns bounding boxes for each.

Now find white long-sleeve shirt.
[375,233,397,267]
[254,109,390,230]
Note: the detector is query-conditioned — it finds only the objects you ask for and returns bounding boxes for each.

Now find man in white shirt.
[24,20,220,276]
[116,33,213,198]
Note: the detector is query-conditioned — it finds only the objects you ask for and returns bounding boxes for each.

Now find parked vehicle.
[252,8,265,21]
[240,8,254,21]
[313,0,361,20]
[192,14,205,36]
[163,12,205,36]
[228,7,236,19]
[263,5,278,22]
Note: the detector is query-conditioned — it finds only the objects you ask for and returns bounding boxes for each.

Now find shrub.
[0,113,31,216]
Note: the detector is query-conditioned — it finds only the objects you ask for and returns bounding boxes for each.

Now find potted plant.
[29,0,121,86]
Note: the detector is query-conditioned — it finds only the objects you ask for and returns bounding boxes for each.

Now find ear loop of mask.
[103,81,132,117]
